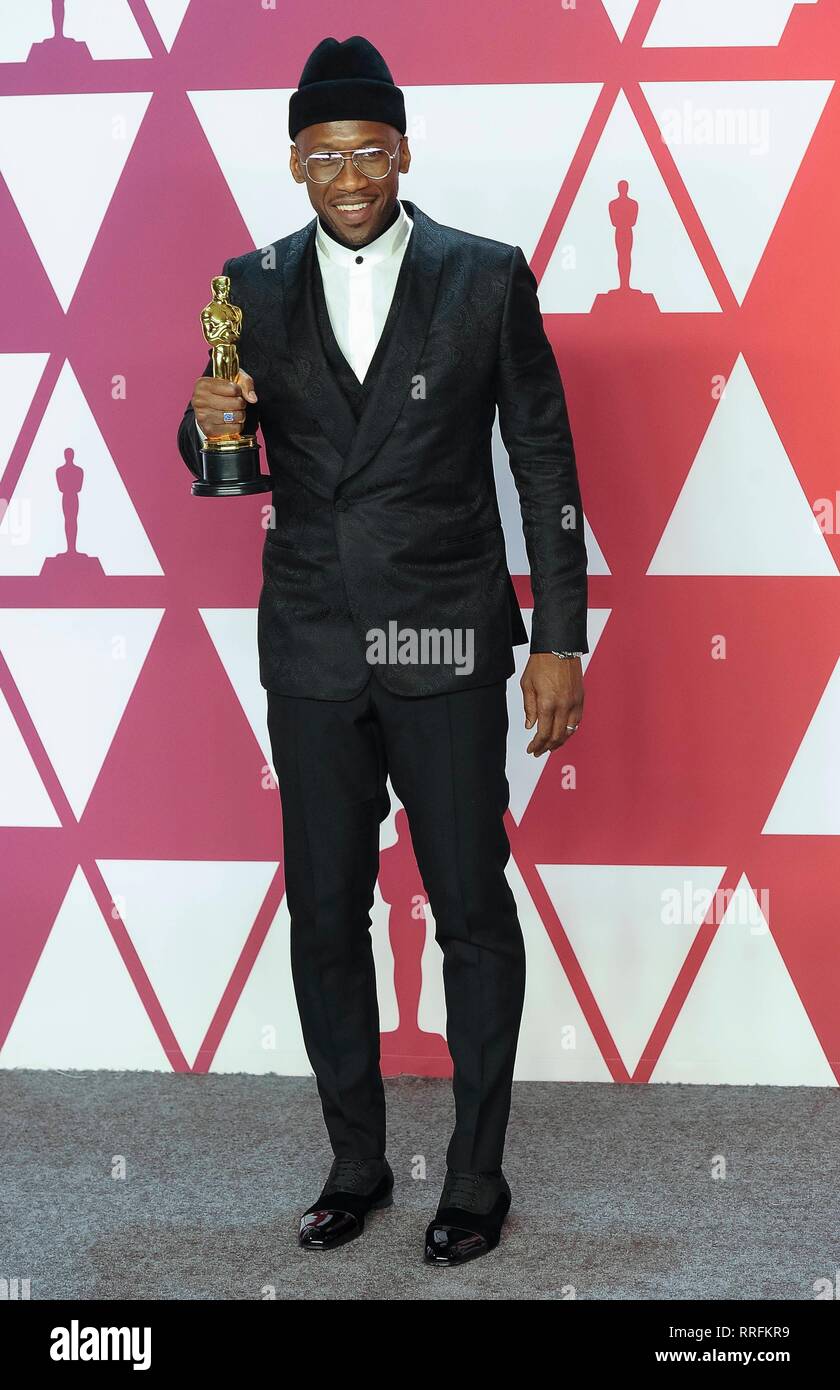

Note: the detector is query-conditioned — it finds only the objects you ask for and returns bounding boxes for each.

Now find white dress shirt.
[314,196,413,382]
[196,199,413,443]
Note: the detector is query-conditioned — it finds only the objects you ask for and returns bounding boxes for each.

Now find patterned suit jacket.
[177,198,589,698]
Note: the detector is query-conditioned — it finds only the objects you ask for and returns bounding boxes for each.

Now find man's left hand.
[521,654,584,757]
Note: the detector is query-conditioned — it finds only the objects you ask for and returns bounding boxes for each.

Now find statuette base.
[192,434,272,498]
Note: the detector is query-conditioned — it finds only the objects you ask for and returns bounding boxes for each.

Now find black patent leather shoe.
[299,1157,394,1251]
[424,1169,511,1266]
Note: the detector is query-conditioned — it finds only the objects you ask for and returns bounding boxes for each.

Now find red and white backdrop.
[1,0,839,1086]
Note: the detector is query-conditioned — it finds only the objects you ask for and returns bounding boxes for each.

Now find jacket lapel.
[273,201,445,491]
[337,201,445,487]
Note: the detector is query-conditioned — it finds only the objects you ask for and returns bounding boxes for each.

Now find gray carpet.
[1,1072,837,1300]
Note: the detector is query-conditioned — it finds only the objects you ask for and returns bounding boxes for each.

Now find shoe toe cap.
[299,1207,360,1248]
[424,1221,488,1265]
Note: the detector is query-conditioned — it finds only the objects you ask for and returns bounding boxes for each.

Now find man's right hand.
[192,370,258,437]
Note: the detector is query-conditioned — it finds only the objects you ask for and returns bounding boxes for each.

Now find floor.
[1,1072,837,1300]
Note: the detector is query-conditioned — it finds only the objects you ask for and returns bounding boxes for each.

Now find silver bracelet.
[551,650,583,659]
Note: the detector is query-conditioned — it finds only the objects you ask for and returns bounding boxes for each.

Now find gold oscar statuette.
[191,274,272,497]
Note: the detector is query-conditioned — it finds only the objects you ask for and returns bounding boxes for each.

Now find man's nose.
[333,156,369,193]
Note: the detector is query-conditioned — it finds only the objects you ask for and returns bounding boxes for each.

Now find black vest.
[310,216,414,422]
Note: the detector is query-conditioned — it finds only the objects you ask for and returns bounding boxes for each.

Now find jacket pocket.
[264,534,301,556]
[436,522,503,547]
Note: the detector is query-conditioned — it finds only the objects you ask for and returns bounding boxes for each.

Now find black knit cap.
[288,35,406,141]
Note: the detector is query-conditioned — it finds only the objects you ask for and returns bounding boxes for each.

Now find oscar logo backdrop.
[1,0,839,1086]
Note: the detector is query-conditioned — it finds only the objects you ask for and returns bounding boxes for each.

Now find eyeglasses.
[297,141,401,184]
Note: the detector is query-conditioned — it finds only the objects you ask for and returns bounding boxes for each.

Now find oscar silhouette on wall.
[40,447,104,578]
[27,0,90,63]
[378,810,451,1069]
[592,179,658,316]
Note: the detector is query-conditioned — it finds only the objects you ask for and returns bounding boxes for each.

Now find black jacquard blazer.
[177,199,589,698]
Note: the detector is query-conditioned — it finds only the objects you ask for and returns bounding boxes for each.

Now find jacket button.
[335,498,349,512]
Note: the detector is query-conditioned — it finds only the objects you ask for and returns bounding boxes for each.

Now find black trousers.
[265,671,526,1172]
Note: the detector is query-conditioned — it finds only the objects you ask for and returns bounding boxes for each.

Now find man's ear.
[289,144,305,184]
[400,138,411,174]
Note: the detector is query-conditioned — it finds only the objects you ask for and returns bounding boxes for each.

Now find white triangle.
[368,881,400,1035]
[0,0,152,61]
[511,855,613,1081]
[0,353,49,474]
[652,874,836,1084]
[372,792,408,1036]
[0,361,163,576]
[188,87,302,249]
[601,0,640,41]
[0,867,170,1069]
[417,854,613,1079]
[144,0,192,51]
[0,608,164,818]
[642,80,833,302]
[0,686,60,826]
[210,895,310,1075]
[0,93,151,310]
[583,517,609,575]
[763,655,840,834]
[506,607,611,823]
[492,414,611,575]
[417,900,447,1039]
[541,89,720,313]
[400,84,603,260]
[189,84,602,261]
[538,863,727,1074]
[648,355,838,575]
[199,608,271,772]
[97,858,278,1068]
[213,877,400,1075]
[645,1,820,48]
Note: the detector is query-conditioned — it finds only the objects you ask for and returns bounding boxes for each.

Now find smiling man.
[178,35,589,1267]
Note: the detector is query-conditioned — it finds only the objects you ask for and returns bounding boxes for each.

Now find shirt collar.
[315,198,412,269]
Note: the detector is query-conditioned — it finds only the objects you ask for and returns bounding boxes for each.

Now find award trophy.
[191,275,272,497]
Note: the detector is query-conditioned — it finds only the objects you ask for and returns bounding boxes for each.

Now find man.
[178,35,588,1267]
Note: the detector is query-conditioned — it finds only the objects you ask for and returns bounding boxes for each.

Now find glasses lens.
[306,153,343,183]
[353,148,391,178]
